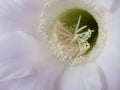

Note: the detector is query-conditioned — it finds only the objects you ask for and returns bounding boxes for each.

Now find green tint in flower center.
[58,8,98,54]
[51,8,99,64]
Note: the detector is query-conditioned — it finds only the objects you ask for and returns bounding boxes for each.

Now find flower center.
[50,8,99,65]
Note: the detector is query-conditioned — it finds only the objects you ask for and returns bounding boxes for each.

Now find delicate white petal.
[109,0,120,12]
[94,0,120,13]
[59,63,102,90]
[0,76,39,90]
[0,0,44,36]
[31,38,67,90]
[19,0,45,8]
[96,9,120,90]
[0,31,40,81]
[94,0,113,11]
[0,31,67,90]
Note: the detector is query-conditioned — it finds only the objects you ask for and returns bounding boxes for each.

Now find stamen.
[76,25,87,34]
[56,20,73,35]
[52,16,94,64]
[75,16,81,31]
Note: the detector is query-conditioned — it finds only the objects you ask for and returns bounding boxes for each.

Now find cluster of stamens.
[51,16,94,65]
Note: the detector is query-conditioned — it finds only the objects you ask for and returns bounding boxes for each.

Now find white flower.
[0,0,119,90]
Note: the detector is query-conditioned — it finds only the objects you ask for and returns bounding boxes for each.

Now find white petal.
[31,37,67,90]
[0,76,39,90]
[0,31,67,90]
[0,0,44,36]
[0,31,40,81]
[94,0,113,11]
[96,9,120,90]
[19,0,45,8]
[59,63,102,90]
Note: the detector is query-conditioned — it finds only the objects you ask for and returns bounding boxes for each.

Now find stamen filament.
[75,16,81,31]
[52,15,95,64]
[75,25,87,34]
